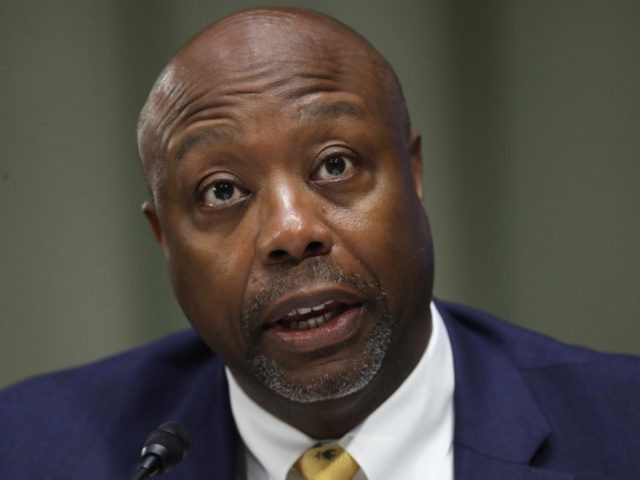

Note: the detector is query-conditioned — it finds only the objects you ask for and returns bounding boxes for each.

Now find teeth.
[284,313,333,330]
[278,301,343,330]
[286,301,335,318]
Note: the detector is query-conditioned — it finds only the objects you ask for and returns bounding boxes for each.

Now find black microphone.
[131,421,190,480]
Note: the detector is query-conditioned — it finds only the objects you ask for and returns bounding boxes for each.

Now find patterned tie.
[294,443,360,480]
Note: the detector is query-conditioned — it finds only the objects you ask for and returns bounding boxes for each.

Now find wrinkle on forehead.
[144,64,194,145]
[172,98,367,166]
[147,57,364,162]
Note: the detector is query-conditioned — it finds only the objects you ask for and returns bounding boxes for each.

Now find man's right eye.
[199,179,247,207]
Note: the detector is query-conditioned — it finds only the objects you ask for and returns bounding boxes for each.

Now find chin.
[250,324,393,404]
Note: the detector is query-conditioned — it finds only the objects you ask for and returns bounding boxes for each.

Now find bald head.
[137,7,411,194]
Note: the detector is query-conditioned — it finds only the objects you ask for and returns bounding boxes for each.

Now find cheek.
[164,228,255,358]
[329,174,432,313]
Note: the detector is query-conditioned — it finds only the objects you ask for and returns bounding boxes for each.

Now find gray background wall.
[1,1,638,389]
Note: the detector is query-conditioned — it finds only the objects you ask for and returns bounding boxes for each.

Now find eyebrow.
[174,126,240,162]
[295,100,365,125]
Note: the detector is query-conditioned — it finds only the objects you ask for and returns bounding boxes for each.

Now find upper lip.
[260,287,364,328]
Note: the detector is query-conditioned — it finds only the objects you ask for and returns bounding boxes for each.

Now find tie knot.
[295,443,359,480]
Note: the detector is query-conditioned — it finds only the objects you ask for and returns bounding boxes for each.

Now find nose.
[256,183,332,265]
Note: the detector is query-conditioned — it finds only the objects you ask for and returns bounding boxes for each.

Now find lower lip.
[266,306,364,353]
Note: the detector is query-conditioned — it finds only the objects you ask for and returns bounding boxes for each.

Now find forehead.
[140,10,398,184]
[176,48,380,110]
[171,19,385,113]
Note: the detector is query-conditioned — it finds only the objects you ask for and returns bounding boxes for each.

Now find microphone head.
[140,421,190,475]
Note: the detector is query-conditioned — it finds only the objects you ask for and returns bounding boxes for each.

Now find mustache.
[241,258,384,336]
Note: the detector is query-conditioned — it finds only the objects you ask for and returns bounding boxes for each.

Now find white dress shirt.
[226,302,454,479]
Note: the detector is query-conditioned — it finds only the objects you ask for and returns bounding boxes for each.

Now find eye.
[199,178,248,207]
[312,153,356,182]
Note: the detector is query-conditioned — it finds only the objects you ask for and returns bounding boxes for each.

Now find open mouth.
[269,300,358,331]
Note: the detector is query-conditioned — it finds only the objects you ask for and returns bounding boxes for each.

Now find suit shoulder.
[1,329,216,399]
[438,300,640,476]
[0,330,228,478]
[436,299,640,371]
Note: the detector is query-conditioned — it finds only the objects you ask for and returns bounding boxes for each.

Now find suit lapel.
[438,301,573,480]
[455,445,572,480]
[162,358,240,480]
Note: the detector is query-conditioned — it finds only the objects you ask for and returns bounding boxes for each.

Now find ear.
[142,200,169,258]
[409,129,424,200]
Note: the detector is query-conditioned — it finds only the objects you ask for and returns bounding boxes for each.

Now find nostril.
[269,249,288,261]
[267,242,326,263]
[305,241,324,255]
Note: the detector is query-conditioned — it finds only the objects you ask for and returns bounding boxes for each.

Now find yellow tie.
[294,443,360,480]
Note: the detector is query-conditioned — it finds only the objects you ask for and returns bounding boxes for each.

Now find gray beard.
[250,312,392,403]
[242,259,394,403]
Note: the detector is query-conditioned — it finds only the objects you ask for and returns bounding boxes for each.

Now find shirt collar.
[226,302,454,480]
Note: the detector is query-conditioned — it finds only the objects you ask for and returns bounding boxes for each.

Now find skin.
[138,8,435,439]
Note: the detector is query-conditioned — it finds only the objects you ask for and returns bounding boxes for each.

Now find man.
[0,7,638,480]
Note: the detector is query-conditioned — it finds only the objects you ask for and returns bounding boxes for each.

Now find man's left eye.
[313,154,355,181]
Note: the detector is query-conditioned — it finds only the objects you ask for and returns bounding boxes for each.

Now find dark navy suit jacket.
[1,301,639,479]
